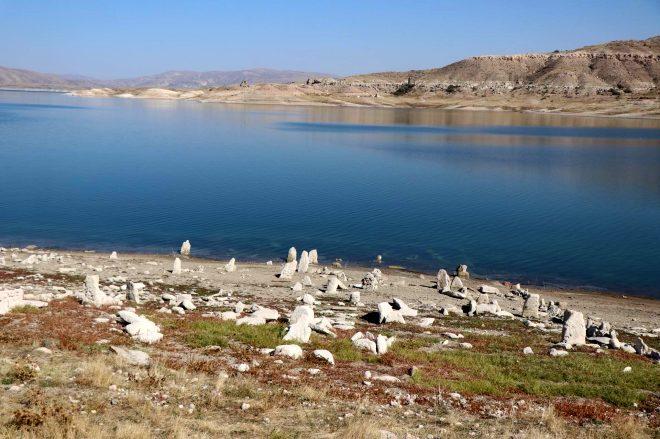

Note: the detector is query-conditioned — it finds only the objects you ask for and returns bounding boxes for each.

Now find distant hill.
[0,66,331,89]
[0,66,97,89]
[346,36,660,93]
[106,68,330,89]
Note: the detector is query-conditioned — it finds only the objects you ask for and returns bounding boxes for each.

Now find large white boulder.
[224,258,236,272]
[298,251,309,273]
[81,275,115,307]
[325,276,347,294]
[172,257,182,275]
[391,298,417,317]
[287,247,297,263]
[522,294,540,318]
[309,249,318,264]
[274,344,303,360]
[561,310,586,347]
[437,269,451,292]
[313,349,334,365]
[283,321,311,343]
[377,302,405,324]
[279,261,297,280]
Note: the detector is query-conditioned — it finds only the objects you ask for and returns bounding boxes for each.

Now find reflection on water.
[0,90,659,296]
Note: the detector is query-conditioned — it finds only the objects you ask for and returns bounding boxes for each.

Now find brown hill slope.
[347,36,660,94]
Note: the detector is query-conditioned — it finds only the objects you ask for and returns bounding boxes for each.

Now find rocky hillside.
[346,36,660,95]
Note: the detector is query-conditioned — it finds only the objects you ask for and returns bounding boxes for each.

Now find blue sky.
[0,0,658,78]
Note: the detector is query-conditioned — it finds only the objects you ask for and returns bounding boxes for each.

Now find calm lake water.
[1,90,659,296]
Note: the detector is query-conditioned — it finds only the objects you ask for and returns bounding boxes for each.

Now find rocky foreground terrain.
[71,36,660,117]
[0,243,658,438]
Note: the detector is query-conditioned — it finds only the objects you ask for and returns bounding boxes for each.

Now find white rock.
[377,302,405,324]
[81,275,115,307]
[284,321,312,343]
[418,318,434,328]
[309,249,318,264]
[523,347,534,355]
[233,363,250,372]
[313,349,335,365]
[172,258,182,275]
[224,258,236,273]
[561,310,586,347]
[325,276,347,294]
[109,251,118,260]
[292,282,303,292]
[436,269,451,292]
[376,335,388,354]
[110,345,150,366]
[251,307,279,321]
[287,247,297,263]
[349,291,361,305]
[450,276,464,290]
[302,293,315,305]
[274,344,303,360]
[181,299,196,310]
[298,251,309,273]
[549,348,569,357]
[236,316,266,326]
[522,294,540,318]
[279,261,297,280]
[353,338,378,354]
[392,298,417,317]
[220,311,238,320]
[180,240,191,256]
[480,285,500,295]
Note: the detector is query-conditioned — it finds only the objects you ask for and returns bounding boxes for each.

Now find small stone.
[523,347,533,355]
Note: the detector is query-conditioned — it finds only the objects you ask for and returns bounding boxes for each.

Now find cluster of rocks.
[277,247,319,280]
[351,331,395,355]
[116,309,163,344]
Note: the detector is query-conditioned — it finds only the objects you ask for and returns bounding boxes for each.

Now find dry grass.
[74,356,114,388]
[335,417,383,439]
[115,422,154,439]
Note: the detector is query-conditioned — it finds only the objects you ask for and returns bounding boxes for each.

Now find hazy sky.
[1,0,658,78]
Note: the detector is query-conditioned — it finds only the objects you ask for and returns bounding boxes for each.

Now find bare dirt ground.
[1,246,658,438]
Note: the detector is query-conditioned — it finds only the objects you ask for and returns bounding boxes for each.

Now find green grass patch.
[406,349,659,407]
[186,320,287,349]
[311,338,369,362]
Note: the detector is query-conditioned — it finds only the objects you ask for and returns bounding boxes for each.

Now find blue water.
[1,90,659,296]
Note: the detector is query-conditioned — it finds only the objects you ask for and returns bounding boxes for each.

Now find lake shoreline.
[2,239,656,301]
[69,86,660,120]
[2,244,658,329]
